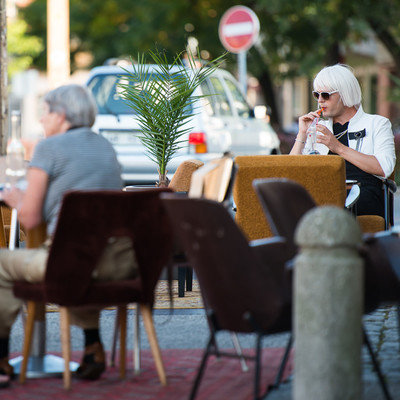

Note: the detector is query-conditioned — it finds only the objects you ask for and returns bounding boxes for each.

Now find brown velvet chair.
[161,194,292,400]
[13,188,173,389]
[233,155,347,241]
[233,154,396,238]
[253,178,396,400]
[168,159,204,192]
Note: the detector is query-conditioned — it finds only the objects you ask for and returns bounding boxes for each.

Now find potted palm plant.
[118,48,225,187]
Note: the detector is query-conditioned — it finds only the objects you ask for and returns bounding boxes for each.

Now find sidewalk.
[9,287,400,399]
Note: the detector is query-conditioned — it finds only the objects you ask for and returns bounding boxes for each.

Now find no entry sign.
[218,6,260,53]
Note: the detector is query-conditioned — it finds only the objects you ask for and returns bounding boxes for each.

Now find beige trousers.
[0,237,137,337]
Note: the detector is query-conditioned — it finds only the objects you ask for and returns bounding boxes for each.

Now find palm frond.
[117,48,226,177]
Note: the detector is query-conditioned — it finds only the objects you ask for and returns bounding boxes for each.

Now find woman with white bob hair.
[291,63,396,217]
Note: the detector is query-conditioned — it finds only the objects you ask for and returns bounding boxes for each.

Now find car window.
[209,77,233,116]
[200,80,216,117]
[88,72,194,116]
[87,75,134,115]
[223,78,252,118]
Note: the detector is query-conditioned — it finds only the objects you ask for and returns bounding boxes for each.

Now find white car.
[86,65,280,184]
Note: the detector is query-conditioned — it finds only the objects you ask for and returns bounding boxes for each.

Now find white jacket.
[307,105,396,178]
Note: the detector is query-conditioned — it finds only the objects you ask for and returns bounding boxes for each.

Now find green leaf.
[118,48,226,178]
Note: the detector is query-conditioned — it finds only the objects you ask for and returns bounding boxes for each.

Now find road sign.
[218,6,260,54]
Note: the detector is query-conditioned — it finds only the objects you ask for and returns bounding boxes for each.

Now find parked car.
[86,64,280,185]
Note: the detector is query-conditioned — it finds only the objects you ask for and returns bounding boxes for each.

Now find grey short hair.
[44,84,97,127]
[313,64,362,108]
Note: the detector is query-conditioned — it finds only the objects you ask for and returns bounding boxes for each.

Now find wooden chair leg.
[59,307,71,390]
[19,301,37,383]
[117,305,127,379]
[140,304,167,385]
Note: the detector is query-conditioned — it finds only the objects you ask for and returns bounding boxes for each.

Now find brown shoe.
[75,342,106,380]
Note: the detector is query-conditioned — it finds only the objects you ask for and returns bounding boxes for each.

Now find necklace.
[335,129,348,140]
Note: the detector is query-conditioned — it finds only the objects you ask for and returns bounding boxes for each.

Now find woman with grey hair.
[0,84,135,387]
[291,64,396,217]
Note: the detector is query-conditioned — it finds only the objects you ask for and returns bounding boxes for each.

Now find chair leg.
[186,267,193,291]
[190,335,214,400]
[133,305,141,374]
[59,307,71,390]
[270,334,293,389]
[19,301,37,384]
[140,304,167,385]
[117,305,127,379]
[363,328,393,400]
[178,266,186,297]
[231,332,248,372]
[110,309,119,367]
[254,333,262,400]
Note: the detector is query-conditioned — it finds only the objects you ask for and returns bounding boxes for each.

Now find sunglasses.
[312,90,339,101]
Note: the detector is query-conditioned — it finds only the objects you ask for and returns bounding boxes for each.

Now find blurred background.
[4,0,400,182]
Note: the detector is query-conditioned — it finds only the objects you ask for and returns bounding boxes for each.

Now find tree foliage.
[18,0,400,127]
[7,17,43,77]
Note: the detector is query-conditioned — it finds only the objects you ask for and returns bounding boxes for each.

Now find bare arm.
[3,167,49,230]
[290,111,321,155]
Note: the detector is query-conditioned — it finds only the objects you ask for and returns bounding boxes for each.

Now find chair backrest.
[233,155,346,240]
[362,233,400,309]
[168,159,204,192]
[189,153,235,203]
[383,173,396,229]
[161,194,290,333]
[44,188,173,306]
[253,178,316,259]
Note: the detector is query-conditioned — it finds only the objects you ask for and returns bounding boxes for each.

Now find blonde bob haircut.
[313,64,362,109]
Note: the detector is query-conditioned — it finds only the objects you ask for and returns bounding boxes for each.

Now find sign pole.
[238,51,247,95]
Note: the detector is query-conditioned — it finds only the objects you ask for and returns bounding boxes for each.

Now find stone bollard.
[294,206,364,400]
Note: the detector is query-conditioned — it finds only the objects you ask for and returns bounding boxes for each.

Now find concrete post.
[294,206,364,400]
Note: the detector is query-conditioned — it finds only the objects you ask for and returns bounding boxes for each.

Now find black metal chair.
[253,177,395,400]
[161,194,292,400]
